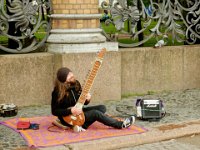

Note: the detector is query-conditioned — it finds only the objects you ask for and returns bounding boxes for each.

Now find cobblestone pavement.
[117,135,200,150]
[0,88,200,150]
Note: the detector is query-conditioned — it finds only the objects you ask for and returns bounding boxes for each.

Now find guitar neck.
[78,59,102,104]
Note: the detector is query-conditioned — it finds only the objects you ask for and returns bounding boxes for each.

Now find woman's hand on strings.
[85,93,91,102]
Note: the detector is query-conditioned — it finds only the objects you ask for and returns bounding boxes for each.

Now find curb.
[37,119,200,150]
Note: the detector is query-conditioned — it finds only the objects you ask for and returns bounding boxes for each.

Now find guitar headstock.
[97,48,107,59]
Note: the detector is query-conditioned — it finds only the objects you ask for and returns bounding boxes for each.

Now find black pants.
[82,105,123,129]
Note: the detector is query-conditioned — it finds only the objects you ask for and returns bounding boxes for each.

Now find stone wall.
[121,45,200,94]
[52,51,121,103]
[0,45,199,106]
[0,53,54,106]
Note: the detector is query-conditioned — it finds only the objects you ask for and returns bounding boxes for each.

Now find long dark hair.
[54,79,82,102]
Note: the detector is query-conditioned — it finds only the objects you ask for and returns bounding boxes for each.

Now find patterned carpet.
[0,116,147,148]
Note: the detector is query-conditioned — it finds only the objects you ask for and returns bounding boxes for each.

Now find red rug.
[0,116,147,148]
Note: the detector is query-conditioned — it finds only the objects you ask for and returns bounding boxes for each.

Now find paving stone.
[0,89,200,150]
[117,138,200,150]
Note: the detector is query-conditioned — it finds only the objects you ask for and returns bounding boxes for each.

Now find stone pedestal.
[47,0,118,53]
[46,0,120,102]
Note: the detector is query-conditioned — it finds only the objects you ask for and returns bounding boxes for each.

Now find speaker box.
[140,100,162,119]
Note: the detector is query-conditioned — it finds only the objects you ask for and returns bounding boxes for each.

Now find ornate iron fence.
[101,0,200,47]
[0,0,51,53]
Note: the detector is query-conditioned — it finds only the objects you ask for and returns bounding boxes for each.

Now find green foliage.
[140,0,151,6]
[122,90,157,98]
[122,92,147,98]
[0,36,8,44]
[127,0,151,6]
[35,33,46,41]
[127,0,133,6]
[0,32,46,46]
[147,91,156,95]
[101,19,184,47]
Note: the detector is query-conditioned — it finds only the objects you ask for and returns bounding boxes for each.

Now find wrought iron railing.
[101,0,200,47]
[0,0,51,53]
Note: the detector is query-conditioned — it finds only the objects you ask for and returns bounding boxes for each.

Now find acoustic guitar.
[63,48,107,126]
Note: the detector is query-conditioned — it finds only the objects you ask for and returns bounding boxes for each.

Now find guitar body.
[62,48,106,127]
[63,113,85,126]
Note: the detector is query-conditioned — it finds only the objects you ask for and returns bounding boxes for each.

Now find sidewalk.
[1,88,200,150]
[42,120,200,150]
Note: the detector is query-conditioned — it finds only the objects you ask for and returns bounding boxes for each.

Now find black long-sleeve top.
[51,80,89,126]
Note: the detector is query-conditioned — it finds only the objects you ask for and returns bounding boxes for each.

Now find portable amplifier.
[140,99,162,119]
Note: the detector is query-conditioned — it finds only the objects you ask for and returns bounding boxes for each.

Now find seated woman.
[51,67,135,132]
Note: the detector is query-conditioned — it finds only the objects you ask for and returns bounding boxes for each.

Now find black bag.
[136,99,166,121]
[0,103,18,117]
